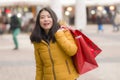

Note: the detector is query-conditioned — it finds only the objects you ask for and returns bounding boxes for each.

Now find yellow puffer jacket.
[33,29,79,80]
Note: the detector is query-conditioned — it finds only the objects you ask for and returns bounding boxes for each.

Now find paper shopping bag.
[65,27,102,74]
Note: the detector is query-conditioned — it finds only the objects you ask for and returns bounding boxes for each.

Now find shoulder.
[32,42,40,49]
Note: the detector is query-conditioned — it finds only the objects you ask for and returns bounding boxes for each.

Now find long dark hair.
[30,7,60,43]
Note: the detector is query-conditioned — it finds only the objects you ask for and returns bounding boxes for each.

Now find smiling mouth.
[43,23,50,26]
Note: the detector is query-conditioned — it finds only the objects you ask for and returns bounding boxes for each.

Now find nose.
[44,17,48,21]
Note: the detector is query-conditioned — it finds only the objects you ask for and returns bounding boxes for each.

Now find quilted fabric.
[33,29,79,80]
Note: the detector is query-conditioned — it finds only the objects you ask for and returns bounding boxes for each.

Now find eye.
[48,15,51,18]
[40,16,45,19]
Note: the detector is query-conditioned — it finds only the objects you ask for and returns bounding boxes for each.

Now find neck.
[45,30,49,34]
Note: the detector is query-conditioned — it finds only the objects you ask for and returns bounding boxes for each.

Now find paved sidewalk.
[0,24,120,80]
[0,33,35,80]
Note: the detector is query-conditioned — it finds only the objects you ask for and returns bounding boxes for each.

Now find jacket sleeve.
[55,29,77,56]
[33,43,43,80]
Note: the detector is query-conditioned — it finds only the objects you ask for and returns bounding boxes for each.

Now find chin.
[44,27,51,30]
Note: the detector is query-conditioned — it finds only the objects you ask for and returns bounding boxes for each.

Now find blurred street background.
[0,0,120,80]
[0,24,120,80]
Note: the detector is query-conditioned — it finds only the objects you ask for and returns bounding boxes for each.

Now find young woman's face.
[39,10,53,33]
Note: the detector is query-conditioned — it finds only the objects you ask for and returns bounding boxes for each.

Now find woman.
[30,7,79,80]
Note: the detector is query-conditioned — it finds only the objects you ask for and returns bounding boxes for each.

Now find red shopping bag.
[71,29,102,58]
[62,26,102,74]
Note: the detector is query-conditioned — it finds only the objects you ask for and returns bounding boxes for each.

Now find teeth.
[44,23,49,25]
[44,23,49,26]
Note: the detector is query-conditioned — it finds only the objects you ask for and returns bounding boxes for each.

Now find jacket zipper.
[48,45,56,80]
[65,60,71,74]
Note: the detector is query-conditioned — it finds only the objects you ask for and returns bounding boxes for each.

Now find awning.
[0,0,49,7]
[86,0,120,6]
[0,0,120,7]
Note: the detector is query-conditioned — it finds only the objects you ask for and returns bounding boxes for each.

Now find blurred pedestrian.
[0,16,3,34]
[111,11,116,32]
[9,11,21,50]
[113,11,120,32]
[30,7,79,80]
[96,12,104,33]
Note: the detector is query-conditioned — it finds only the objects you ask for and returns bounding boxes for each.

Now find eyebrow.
[40,14,51,17]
